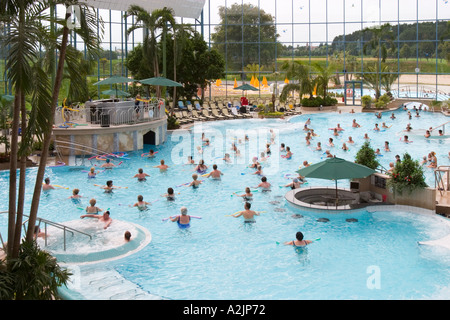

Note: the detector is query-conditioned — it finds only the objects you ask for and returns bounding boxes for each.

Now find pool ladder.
[435,166,450,196]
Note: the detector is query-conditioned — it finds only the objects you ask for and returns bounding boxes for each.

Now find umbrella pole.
[335,180,338,208]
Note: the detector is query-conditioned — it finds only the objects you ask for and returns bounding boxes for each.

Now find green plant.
[300,96,338,108]
[361,95,372,108]
[0,241,71,300]
[387,153,428,195]
[167,115,180,130]
[355,141,380,170]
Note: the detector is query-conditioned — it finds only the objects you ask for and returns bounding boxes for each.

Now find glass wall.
[1,0,449,100]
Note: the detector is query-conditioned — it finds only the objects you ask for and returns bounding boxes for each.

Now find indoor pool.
[1,103,450,300]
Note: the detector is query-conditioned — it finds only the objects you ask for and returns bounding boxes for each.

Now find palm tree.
[362,23,394,100]
[280,60,313,103]
[1,0,102,257]
[312,62,335,98]
[125,6,175,98]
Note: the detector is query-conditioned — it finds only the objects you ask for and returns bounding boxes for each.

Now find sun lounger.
[220,107,236,119]
[174,111,190,124]
[178,101,187,109]
[191,109,207,121]
[210,107,226,120]
[201,109,216,120]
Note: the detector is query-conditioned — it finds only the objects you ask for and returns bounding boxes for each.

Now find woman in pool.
[189,174,202,188]
[347,136,355,144]
[133,195,151,211]
[373,123,380,131]
[69,188,82,204]
[384,141,391,152]
[233,187,253,201]
[342,143,349,151]
[427,152,437,168]
[285,177,302,189]
[88,167,98,178]
[86,198,102,214]
[283,147,293,159]
[162,187,176,201]
[133,168,150,181]
[284,231,313,247]
[253,165,263,176]
[154,159,169,172]
[170,207,199,229]
[315,142,322,151]
[194,159,208,174]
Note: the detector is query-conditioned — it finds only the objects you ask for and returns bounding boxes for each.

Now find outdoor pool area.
[1,103,450,300]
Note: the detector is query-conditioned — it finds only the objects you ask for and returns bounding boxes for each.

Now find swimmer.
[388,162,395,173]
[285,178,302,189]
[310,129,318,137]
[384,141,391,152]
[280,143,286,152]
[284,147,293,159]
[352,119,361,128]
[335,123,344,131]
[302,160,310,167]
[395,155,401,163]
[232,202,259,223]
[305,118,311,125]
[305,135,311,146]
[223,153,232,163]
[381,122,389,129]
[420,156,428,166]
[162,187,176,201]
[133,195,151,211]
[189,174,202,188]
[124,231,132,242]
[325,150,333,158]
[266,143,271,156]
[259,151,268,162]
[405,123,412,132]
[333,128,339,136]
[255,176,271,191]
[170,206,200,229]
[94,180,126,193]
[34,226,46,240]
[81,210,112,229]
[154,159,169,172]
[233,187,253,201]
[315,142,322,151]
[206,164,223,179]
[284,231,313,247]
[390,113,396,120]
[373,124,380,131]
[402,135,411,143]
[350,109,355,114]
[42,177,54,191]
[342,143,349,151]
[133,168,150,181]
[424,130,431,138]
[186,156,196,165]
[328,138,334,147]
[375,148,381,155]
[88,167,98,178]
[375,112,382,119]
[439,130,444,136]
[69,188,82,203]
[85,198,102,214]
[253,165,263,176]
[363,133,370,140]
[100,158,115,169]
[194,159,208,174]
[249,157,260,169]
[347,136,355,144]
[146,149,156,158]
[427,152,437,168]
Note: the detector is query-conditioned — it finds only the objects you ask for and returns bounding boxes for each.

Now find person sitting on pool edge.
[284,231,313,247]
[232,202,260,223]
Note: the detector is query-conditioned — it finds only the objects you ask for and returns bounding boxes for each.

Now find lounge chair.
[178,100,187,110]
[181,110,195,122]
[194,101,202,110]
[174,111,190,124]
[229,105,245,119]
[191,109,207,121]
[210,107,226,120]
[201,108,216,121]
[220,107,236,119]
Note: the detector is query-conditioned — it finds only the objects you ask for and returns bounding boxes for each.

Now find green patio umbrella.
[102,89,130,97]
[138,76,182,87]
[296,156,376,204]
[93,75,136,98]
[234,83,259,91]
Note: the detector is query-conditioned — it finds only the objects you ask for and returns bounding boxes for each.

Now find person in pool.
[189,174,202,188]
[233,187,253,201]
[206,164,223,179]
[88,167,98,178]
[133,195,151,211]
[285,177,302,189]
[42,177,54,191]
[162,187,176,201]
[69,188,82,204]
[154,159,169,172]
[81,210,112,230]
[86,198,102,214]
[194,159,208,174]
[170,207,192,229]
[100,158,116,169]
[255,176,271,191]
[232,202,260,223]
[284,231,313,247]
[133,168,150,181]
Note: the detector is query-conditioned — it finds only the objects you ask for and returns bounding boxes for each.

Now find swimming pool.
[1,104,450,299]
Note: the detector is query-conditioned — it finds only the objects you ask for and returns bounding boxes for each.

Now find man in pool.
[133,168,150,181]
[255,176,271,191]
[100,158,116,169]
[232,202,260,223]
[206,164,223,179]
[81,210,112,229]
[154,159,169,172]
[42,177,54,191]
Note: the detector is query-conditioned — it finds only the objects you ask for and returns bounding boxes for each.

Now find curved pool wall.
[1,105,450,300]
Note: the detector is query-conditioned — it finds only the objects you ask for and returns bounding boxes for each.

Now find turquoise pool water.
[1,104,450,299]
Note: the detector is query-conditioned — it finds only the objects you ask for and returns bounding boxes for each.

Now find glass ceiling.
[79,0,206,19]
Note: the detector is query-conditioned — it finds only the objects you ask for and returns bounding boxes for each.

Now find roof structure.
[79,0,206,19]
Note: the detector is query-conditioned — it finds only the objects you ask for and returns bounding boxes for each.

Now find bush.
[387,153,428,195]
[300,96,338,108]
[355,141,380,170]
[0,241,71,300]
[167,115,180,130]
[361,95,372,108]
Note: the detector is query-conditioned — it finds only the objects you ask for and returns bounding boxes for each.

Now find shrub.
[355,141,380,170]
[300,96,338,108]
[387,153,428,195]
[361,95,372,108]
